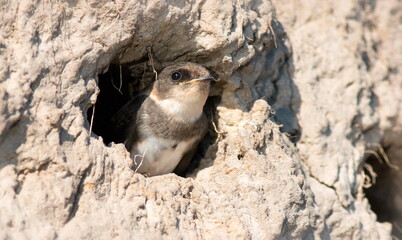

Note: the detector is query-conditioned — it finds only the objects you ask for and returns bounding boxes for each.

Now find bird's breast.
[130,135,198,176]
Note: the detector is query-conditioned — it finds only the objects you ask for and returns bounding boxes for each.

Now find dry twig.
[375,144,399,170]
[147,47,158,81]
[269,22,278,48]
[134,149,147,173]
[111,66,123,95]
[89,105,95,135]
[362,163,377,188]
[210,109,223,140]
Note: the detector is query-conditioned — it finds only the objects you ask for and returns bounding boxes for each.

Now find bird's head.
[150,62,213,103]
[149,62,214,122]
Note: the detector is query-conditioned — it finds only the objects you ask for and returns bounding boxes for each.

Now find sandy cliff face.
[0,0,401,239]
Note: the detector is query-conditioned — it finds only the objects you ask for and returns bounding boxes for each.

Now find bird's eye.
[171,72,182,81]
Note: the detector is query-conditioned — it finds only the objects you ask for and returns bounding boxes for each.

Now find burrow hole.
[363,144,402,238]
[86,59,221,177]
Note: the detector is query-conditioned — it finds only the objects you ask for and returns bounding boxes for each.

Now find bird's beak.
[178,75,215,85]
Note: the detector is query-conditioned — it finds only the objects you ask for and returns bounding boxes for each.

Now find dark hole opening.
[87,62,220,177]
[87,64,133,144]
[363,146,402,239]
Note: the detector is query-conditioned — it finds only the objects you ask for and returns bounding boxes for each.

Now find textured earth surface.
[1,0,401,239]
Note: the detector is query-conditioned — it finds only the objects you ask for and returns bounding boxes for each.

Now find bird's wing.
[174,114,209,176]
[111,93,148,145]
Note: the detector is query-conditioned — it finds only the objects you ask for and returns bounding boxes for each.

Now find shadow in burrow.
[362,133,402,239]
[85,21,301,178]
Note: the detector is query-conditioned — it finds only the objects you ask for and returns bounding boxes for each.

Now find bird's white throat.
[150,93,205,122]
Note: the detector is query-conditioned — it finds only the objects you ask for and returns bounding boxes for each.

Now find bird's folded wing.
[111,93,148,144]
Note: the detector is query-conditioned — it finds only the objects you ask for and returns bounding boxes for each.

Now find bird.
[111,62,213,177]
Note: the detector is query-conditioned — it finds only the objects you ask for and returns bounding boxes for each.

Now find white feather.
[149,94,205,122]
[130,135,198,176]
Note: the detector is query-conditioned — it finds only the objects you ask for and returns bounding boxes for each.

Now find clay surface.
[1,0,401,239]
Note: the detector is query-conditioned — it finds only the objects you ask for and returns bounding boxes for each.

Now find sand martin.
[112,62,213,176]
